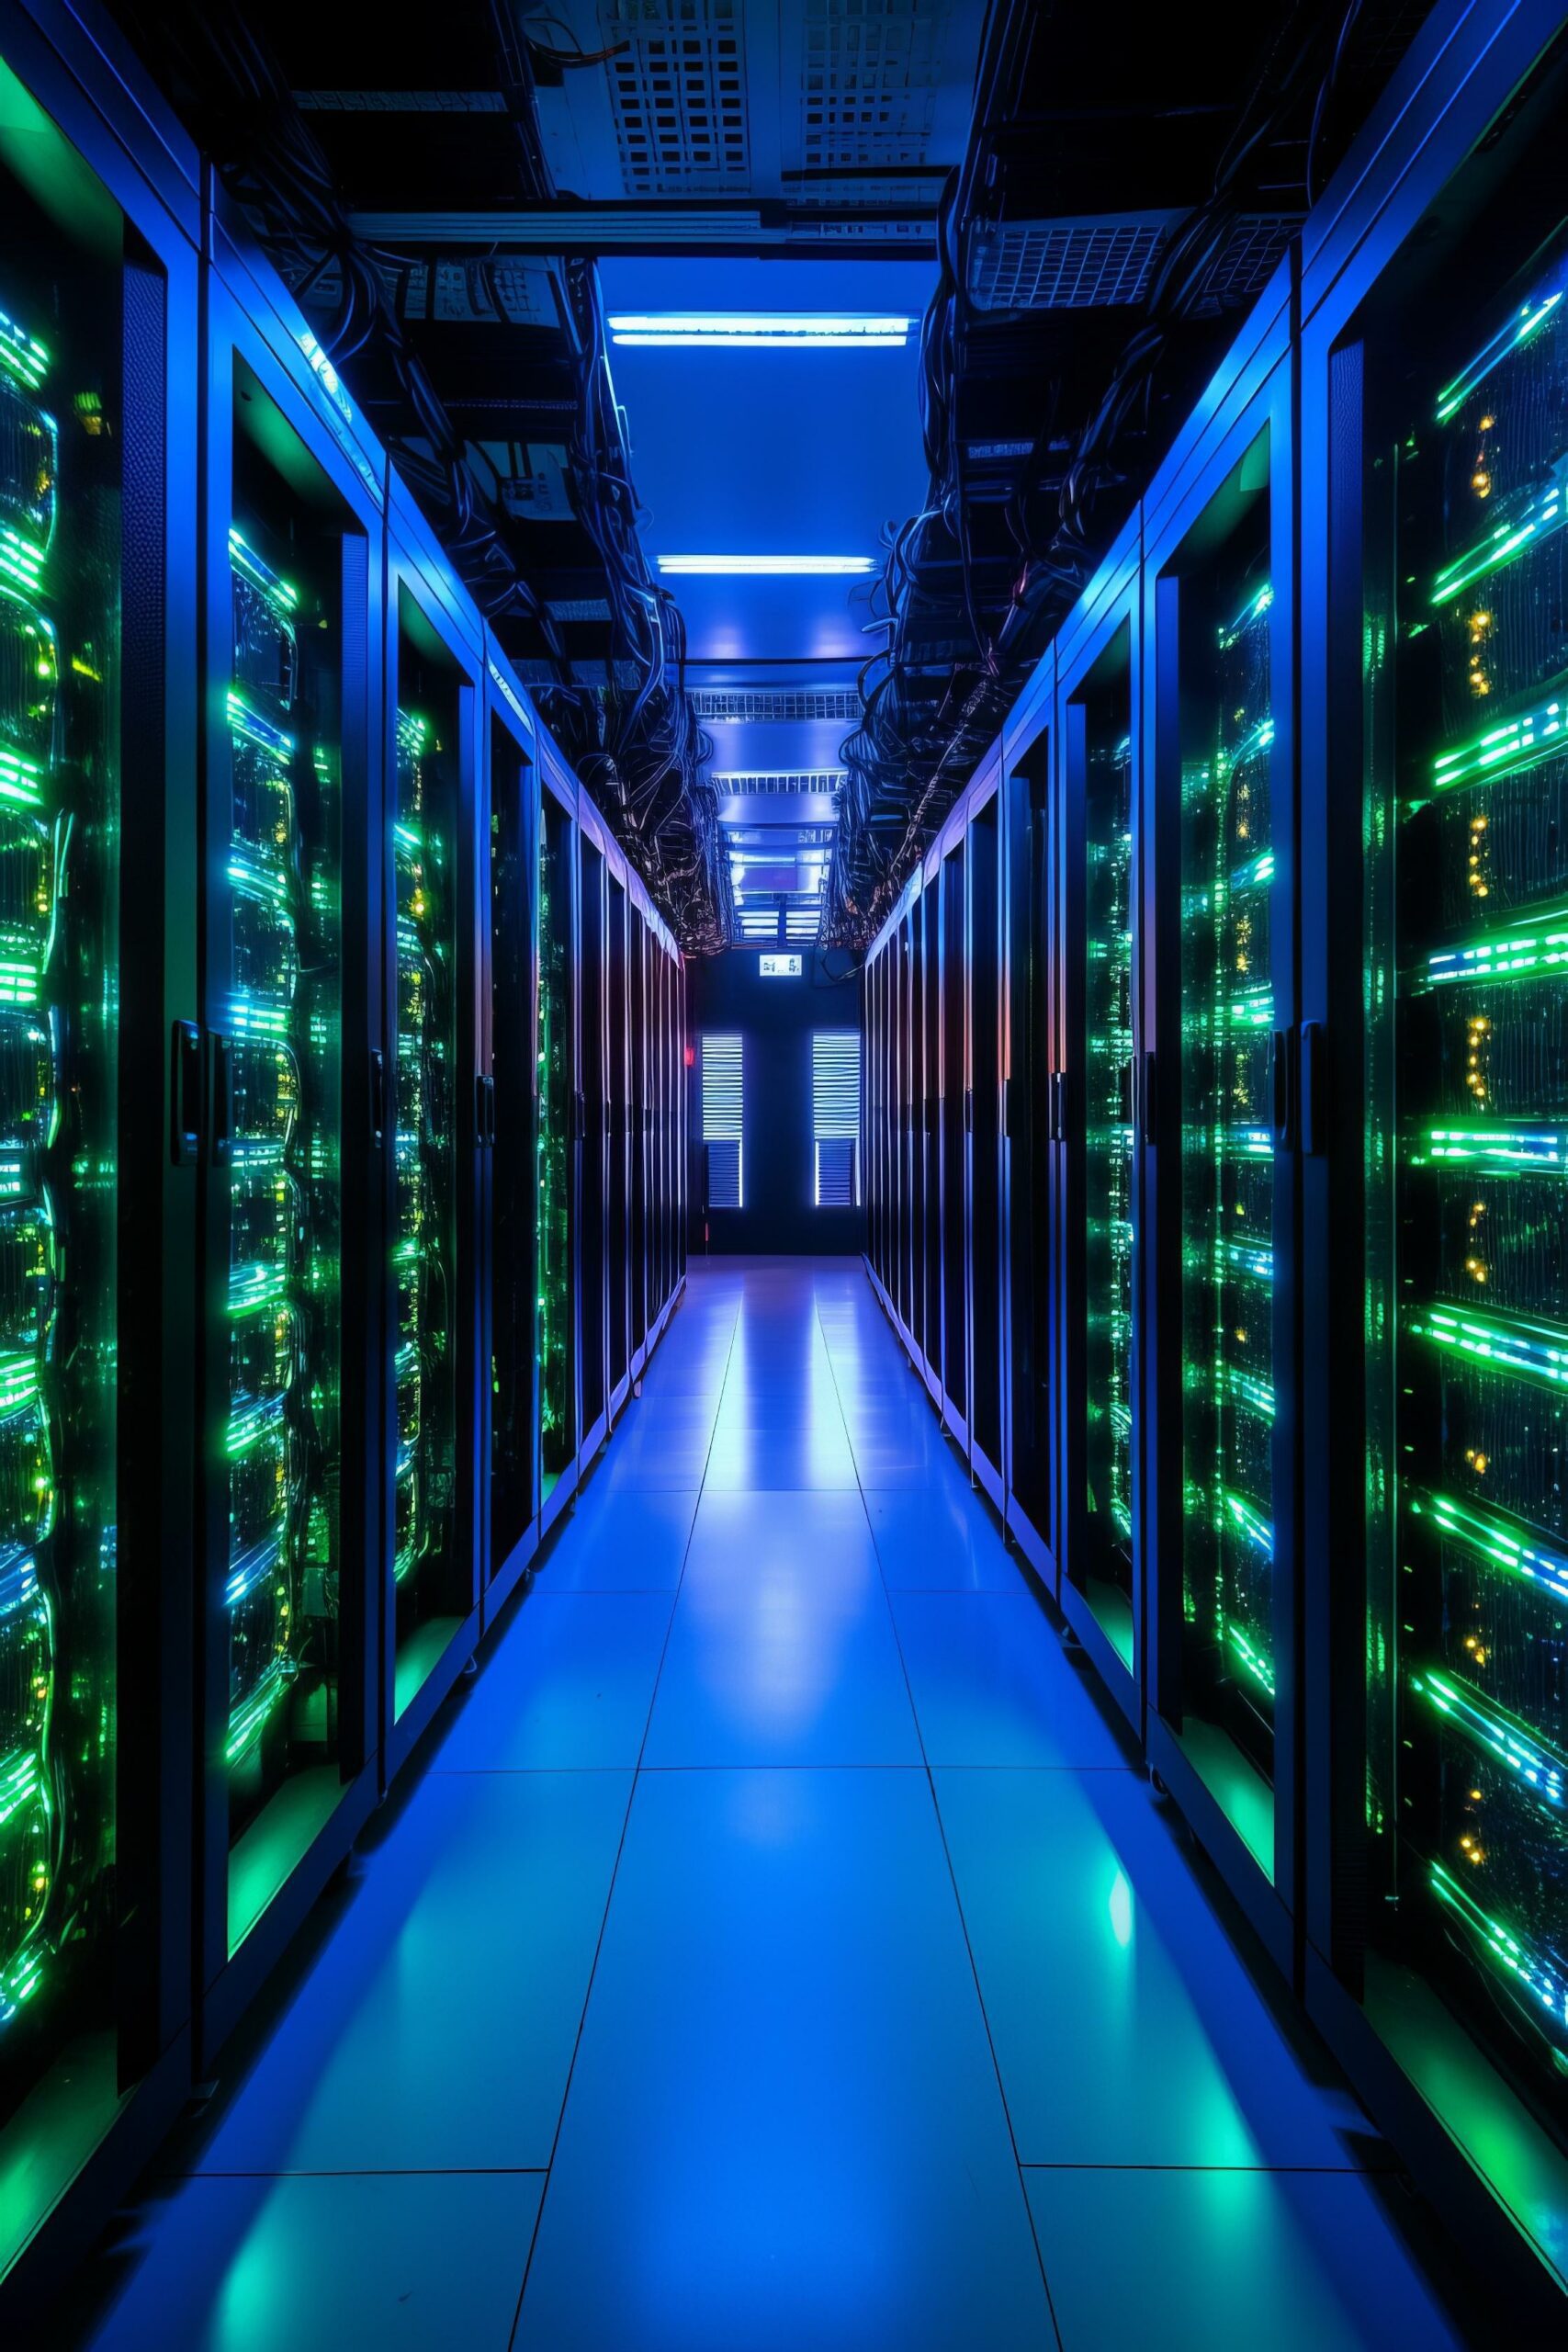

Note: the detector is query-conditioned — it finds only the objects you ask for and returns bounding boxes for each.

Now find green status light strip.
[1431,693,1566,795]
[1425,909,1568,988]
[1437,288,1563,423]
[1225,1621,1277,1697]
[0,308,49,393]
[1412,1301,1568,1388]
[1411,1667,1565,1810]
[1428,1861,1568,2042]
[1413,1125,1564,1170]
[1432,478,1567,605]
[1411,1490,1568,1608]
[228,526,299,612]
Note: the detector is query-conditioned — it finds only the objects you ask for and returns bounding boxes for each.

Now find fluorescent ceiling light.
[608,312,912,349]
[657,554,875,577]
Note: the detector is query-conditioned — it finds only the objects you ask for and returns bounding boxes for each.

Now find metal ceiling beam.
[347,206,937,255]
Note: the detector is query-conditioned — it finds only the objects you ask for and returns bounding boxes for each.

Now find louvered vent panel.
[604,0,750,193]
[711,770,847,794]
[801,0,948,172]
[693,687,862,723]
[967,215,1172,313]
[813,1030,861,1205]
[701,1030,744,1207]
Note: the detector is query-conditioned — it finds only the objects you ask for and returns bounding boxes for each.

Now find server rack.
[1056,579,1142,1727]
[965,783,1004,1510]
[859,0,1568,2308]
[606,870,629,1415]
[577,811,608,1463]
[1001,673,1055,1584]
[629,911,646,1369]
[481,665,538,1629]
[1298,2,1568,2312]
[938,834,967,1445]
[0,5,197,2309]
[195,246,384,2059]
[0,7,690,2316]
[537,751,578,1538]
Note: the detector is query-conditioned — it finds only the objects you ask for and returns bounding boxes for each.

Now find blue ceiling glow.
[600,256,934,944]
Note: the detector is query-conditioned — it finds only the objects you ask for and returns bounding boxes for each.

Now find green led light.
[1437,288,1563,423]
[1431,478,1568,605]
[0,308,49,392]
[1230,849,1275,890]
[1430,693,1567,795]
[0,745,44,808]
[228,526,299,611]
[225,1660,294,1763]
[1411,1667,1565,1809]
[1424,910,1568,988]
[1225,1620,1276,1696]
[1217,582,1273,650]
[226,1392,286,1457]
[0,1747,43,1832]
[1411,1490,1568,1608]
[228,1261,288,1318]
[1223,1364,1274,1419]
[0,526,45,594]
[1428,1861,1568,2040]
[0,1351,39,1418]
[227,689,295,759]
[1413,1302,1568,1387]
[1224,1491,1274,1559]
[1412,1125,1565,1170]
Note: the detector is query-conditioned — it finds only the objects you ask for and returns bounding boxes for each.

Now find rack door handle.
[171,1022,201,1166]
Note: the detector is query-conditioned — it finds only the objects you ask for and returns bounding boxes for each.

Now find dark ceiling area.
[108,0,1430,955]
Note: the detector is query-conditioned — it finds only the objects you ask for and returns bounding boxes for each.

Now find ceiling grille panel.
[693,687,861,723]
[604,0,750,194]
[710,769,847,794]
[967,214,1176,313]
[801,0,949,172]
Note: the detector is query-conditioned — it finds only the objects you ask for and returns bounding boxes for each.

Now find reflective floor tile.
[83,2172,541,2352]
[536,1485,700,1593]
[703,1426,861,1490]
[1024,2168,1463,2351]
[600,1433,716,1490]
[682,1488,878,1582]
[514,1769,1051,2352]
[935,1769,1369,2166]
[434,1592,673,1770]
[192,1772,630,2172]
[890,1593,1131,1767]
[866,1487,1021,1592]
[643,1560,920,1767]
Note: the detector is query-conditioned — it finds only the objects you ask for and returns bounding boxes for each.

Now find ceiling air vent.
[709,769,847,794]
[604,0,750,195]
[692,687,862,723]
[800,0,951,173]
[966,213,1181,313]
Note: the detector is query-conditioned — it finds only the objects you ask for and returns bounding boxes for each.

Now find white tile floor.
[74,1260,1470,2350]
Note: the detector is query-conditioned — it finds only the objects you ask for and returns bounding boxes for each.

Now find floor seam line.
[504,1282,742,2350]
[816,1275,1065,2352]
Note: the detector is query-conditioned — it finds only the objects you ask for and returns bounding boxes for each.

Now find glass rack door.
[941,844,967,1419]
[578,836,605,1442]
[489,712,535,1578]
[1365,240,1568,2109]
[538,792,573,1503]
[0,70,127,2249]
[1069,638,1136,1663]
[390,624,463,1717]
[1168,435,1283,1861]
[220,385,351,1953]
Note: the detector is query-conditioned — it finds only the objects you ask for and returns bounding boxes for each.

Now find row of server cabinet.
[863,0,1568,2314]
[0,0,687,2321]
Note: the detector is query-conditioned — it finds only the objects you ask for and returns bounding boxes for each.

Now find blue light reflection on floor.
[75,1261,1465,2350]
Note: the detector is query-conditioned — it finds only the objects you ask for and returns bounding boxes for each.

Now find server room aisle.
[70,1261,1467,2352]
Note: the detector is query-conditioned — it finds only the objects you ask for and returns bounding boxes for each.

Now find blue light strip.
[656,554,876,576]
[608,312,913,349]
